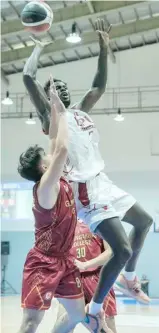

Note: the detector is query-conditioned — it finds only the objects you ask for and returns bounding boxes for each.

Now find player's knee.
[20,316,40,333]
[137,213,153,233]
[116,243,132,266]
[142,214,153,230]
[69,311,85,326]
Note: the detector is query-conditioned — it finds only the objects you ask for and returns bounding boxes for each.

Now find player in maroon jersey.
[53,219,117,333]
[73,220,117,333]
[17,77,108,333]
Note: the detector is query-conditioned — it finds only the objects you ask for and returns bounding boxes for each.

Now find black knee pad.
[146,216,153,228]
[138,215,153,232]
[115,244,132,266]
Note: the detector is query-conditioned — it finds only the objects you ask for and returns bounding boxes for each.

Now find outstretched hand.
[50,75,66,114]
[95,19,110,47]
[95,19,116,63]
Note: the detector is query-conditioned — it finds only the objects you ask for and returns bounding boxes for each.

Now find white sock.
[123,270,136,281]
[89,300,103,315]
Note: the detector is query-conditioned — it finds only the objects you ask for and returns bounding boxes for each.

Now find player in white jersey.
[64,109,104,181]
[23,18,153,326]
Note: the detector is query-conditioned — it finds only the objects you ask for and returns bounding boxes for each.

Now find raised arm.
[23,38,52,133]
[38,77,68,209]
[73,19,110,113]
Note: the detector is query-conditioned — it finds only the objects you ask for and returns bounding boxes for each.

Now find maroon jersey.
[32,178,77,255]
[70,219,104,272]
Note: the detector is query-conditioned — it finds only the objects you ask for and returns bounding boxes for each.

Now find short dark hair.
[18,145,44,182]
[44,78,66,95]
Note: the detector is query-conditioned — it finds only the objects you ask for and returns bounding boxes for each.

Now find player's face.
[40,152,52,172]
[54,81,71,108]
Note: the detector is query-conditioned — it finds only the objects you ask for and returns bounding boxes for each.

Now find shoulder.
[37,179,60,210]
[76,220,90,233]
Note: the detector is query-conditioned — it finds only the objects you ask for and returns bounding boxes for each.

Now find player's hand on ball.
[30,36,53,48]
[95,19,110,47]
[50,75,66,114]
[74,259,88,271]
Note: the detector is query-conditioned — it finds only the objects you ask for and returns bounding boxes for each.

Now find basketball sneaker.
[83,304,113,333]
[115,273,150,304]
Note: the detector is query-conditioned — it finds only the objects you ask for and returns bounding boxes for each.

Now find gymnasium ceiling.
[1,0,159,85]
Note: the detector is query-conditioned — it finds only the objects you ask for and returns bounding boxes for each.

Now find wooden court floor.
[1,296,159,333]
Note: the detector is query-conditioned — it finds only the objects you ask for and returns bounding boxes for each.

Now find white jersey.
[64,108,105,182]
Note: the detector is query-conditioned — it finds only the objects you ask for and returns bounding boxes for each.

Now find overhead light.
[114,108,124,122]
[25,112,36,125]
[66,22,81,44]
[66,33,81,44]
[1,91,13,106]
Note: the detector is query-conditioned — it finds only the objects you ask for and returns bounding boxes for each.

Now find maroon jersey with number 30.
[70,219,104,272]
[70,219,117,318]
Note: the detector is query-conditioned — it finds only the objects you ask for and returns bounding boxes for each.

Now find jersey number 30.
[76,247,86,259]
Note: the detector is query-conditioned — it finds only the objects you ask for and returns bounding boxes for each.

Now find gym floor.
[1,296,159,333]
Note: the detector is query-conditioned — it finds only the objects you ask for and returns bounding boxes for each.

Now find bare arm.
[38,78,68,209]
[73,20,110,113]
[23,39,51,133]
[75,241,113,271]
[48,76,62,155]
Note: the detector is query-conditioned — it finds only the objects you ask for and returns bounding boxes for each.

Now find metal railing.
[1,86,159,118]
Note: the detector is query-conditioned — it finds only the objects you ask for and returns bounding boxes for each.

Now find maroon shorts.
[21,248,83,310]
[81,270,117,317]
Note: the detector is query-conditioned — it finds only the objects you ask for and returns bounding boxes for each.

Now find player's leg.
[19,248,65,333]
[77,176,132,315]
[51,297,86,333]
[90,216,132,307]
[105,317,117,333]
[53,263,102,333]
[103,288,117,333]
[116,202,152,302]
[53,264,85,332]
[123,202,153,272]
[83,272,116,333]
[18,309,44,333]
[18,251,46,333]
[54,297,105,333]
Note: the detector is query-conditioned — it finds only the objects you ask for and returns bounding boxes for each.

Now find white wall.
[1,43,159,123]
[3,43,159,94]
[1,79,8,94]
[110,171,159,221]
[1,113,159,178]
[1,43,159,176]
[1,43,159,179]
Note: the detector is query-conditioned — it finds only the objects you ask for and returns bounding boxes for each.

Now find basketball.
[21,1,53,33]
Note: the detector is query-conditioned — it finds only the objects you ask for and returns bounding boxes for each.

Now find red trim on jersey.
[78,183,90,206]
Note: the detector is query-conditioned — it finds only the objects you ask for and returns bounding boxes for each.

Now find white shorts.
[72,172,136,233]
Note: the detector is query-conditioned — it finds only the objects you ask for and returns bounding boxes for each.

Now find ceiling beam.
[1,69,9,85]
[86,1,95,14]
[1,16,158,65]
[1,1,143,36]
[8,1,21,18]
